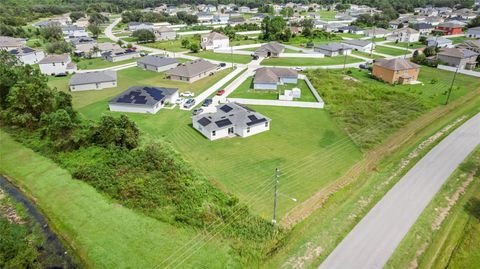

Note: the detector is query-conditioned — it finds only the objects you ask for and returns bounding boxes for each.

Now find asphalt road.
[319,113,480,269]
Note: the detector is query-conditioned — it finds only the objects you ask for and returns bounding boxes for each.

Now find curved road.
[320,113,480,269]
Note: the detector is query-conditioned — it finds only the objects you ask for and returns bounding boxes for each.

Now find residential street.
[319,113,480,269]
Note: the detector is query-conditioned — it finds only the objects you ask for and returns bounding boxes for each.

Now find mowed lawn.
[385,41,425,49]
[261,56,363,66]
[352,50,385,59]
[78,102,362,219]
[0,131,234,268]
[229,77,318,102]
[143,39,191,52]
[48,67,233,109]
[374,45,409,56]
[319,10,337,21]
[75,57,138,70]
[188,50,253,64]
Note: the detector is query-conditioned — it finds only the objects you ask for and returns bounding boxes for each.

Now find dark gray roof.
[414,23,434,30]
[69,70,117,86]
[165,59,217,78]
[9,47,37,55]
[137,55,179,68]
[341,39,371,47]
[315,42,352,52]
[70,37,95,46]
[38,53,70,64]
[102,49,139,58]
[255,41,284,55]
[128,22,153,26]
[374,58,420,70]
[193,103,271,132]
[109,86,178,106]
[254,67,298,84]
[438,48,479,58]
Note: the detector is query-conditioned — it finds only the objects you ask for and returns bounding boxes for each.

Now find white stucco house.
[128,22,154,31]
[253,67,298,90]
[165,59,218,83]
[102,49,141,62]
[426,37,453,48]
[192,103,271,141]
[341,40,375,52]
[69,70,117,91]
[200,32,229,50]
[38,54,77,76]
[109,86,179,114]
[9,47,45,65]
[154,26,176,41]
[62,25,89,39]
[0,36,26,50]
[387,28,420,43]
[314,43,352,57]
[467,27,480,38]
[137,55,179,72]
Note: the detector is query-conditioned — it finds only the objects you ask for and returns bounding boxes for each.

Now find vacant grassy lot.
[228,77,318,102]
[230,39,263,46]
[352,50,385,59]
[338,33,363,39]
[188,50,253,64]
[261,56,363,66]
[385,41,426,49]
[374,45,409,56]
[446,36,477,44]
[75,57,138,70]
[0,131,234,268]
[319,10,337,21]
[386,147,480,269]
[48,67,233,109]
[143,38,194,52]
[284,35,342,47]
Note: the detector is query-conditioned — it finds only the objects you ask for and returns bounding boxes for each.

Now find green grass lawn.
[385,147,480,269]
[75,57,139,70]
[385,41,426,49]
[142,39,192,52]
[338,33,363,39]
[0,131,234,268]
[374,45,409,56]
[261,56,363,66]
[230,39,262,46]
[48,67,233,109]
[284,35,342,47]
[188,50,253,64]
[446,36,477,44]
[228,77,318,102]
[319,10,337,21]
[352,50,385,59]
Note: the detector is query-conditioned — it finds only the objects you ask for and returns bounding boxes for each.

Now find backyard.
[385,41,426,49]
[187,50,253,64]
[261,56,363,66]
[228,77,318,102]
[374,45,409,56]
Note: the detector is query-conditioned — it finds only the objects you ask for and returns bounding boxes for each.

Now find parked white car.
[294,67,304,71]
[175,97,185,104]
[181,91,195,97]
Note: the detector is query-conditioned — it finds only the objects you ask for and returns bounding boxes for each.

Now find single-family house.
[102,49,141,62]
[228,17,246,25]
[238,6,251,13]
[214,14,230,24]
[109,86,179,114]
[253,67,298,90]
[74,17,90,28]
[74,42,122,58]
[128,22,154,31]
[341,39,375,52]
[314,42,352,57]
[204,4,217,13]
[69,70,117,91]
[193,103,271,141]
[426,37,453,48]
[387,28,420,43]
[0,36,26,50]
[154,26,176,41]
[413,23,434,35]
[137,56,179,72]
[437,48,479,70]
[70,37,95,46]
[61,25,88,38]
[324,23,347,33]
[435,22,463,36]
[33,20,62,28]
[251,13,266,21]
[337,25,364,35]
[165,59,218,83]
[9,47,45,65]
[372,58,420,85]
[197,12,214,22]
[467,27,480,38]
[38,54,77,76]
[254,42,285,58]
[201,32,229,50]
[457,40,480,53]
[363,28,390,38]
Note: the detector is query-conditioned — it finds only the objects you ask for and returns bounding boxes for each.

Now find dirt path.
[281,88,480,227]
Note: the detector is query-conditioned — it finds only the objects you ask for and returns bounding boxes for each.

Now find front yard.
[75,57,138,70]
[261,56,363,66]
[188,50,253,64]
[374,45,409,56]
[385,41,426,49]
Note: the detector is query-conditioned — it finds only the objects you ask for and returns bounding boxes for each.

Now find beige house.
[372,58,420,85]
[154,26,176,41]
[165,59,218,83]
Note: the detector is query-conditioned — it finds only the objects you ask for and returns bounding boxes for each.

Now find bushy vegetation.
[0,51,284,265]
[306,69,429,149]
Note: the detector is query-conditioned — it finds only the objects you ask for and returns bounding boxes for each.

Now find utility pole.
[404,39,410,59]
[231,46,234,69]
[272,168,279,225]
[342,48,348,74]
[445,66,459,105]
[370,26,376,57]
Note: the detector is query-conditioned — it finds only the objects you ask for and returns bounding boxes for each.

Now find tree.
[335,4,351,11]
[302,19,314,37]
[280,7,294,18]
[467,16,480,28]
[70,11,85,22]
[40,25,62,42]
[419,36,427,45]
[88,23,101,38]
[89,115,140,150]
[188,42,200,53]
[423,46,437,57]
[261,16,287,41]
[131,29,155,43]
[88,12,108,25]
[0,51,20,108]
[181,39,190,48]
[46,41,71,54]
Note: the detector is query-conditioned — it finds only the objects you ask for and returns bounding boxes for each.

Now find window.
[265,122,269,127]
[247,127,250,133]
[212,130,216,136]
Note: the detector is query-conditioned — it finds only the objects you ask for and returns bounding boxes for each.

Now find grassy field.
[386,146,480,269]
[374,45,409,56]
[351,50,385,59]
[142,39,193,52]
[0,131,234,268]
[228,77,318,102]
[230,39,262,46]
[446,36,477,44]
[75,57,138,70]
[338,33,363,39]
[47,67,233,109]
[284,35,342,47]
[188,50,253,64]
[318,10,337,21]
[385,41,426,49]
[261,56,363,66]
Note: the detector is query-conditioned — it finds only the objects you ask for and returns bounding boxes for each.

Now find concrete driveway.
[319,113,480,269]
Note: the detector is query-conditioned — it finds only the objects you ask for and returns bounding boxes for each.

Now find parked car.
[192,108,203,116]
[140,51,148,56]
[202,98,212,107]
[183,98,195,109]
[175,97,185,104]
[181,91,194,97]
[359,64,367,69]
[216,89,225,96]
[219,62,226,67]
[251,54,259,60]
[294,67,304,71]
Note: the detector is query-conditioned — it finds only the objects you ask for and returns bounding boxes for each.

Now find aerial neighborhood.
[0,0,480,268]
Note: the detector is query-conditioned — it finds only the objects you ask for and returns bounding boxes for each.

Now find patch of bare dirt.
[408,242,428,269]
[282,242,323,269]
[0,189,25,225]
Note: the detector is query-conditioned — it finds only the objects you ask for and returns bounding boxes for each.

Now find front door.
[228,127,234,134]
